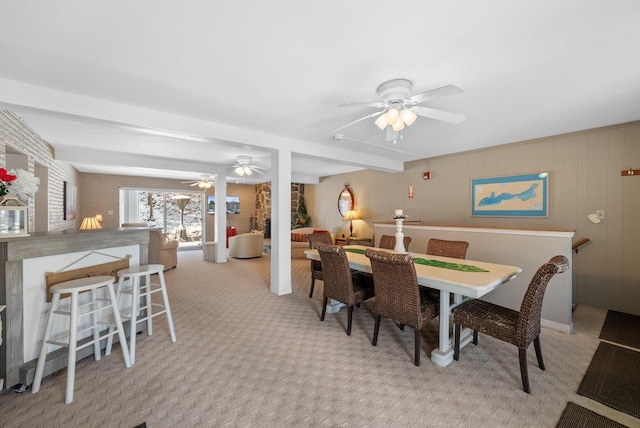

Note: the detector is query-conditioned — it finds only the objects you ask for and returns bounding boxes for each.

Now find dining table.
[305,245,522,367]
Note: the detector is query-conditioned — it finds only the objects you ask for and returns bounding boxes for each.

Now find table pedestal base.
[430,328,473,367]
[324,299,345,314]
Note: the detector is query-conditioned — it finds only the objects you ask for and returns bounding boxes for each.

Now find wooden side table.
[346,237,373,246]
[334,237,347,246]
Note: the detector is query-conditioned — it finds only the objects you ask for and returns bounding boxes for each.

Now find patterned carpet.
[0,251,638,427]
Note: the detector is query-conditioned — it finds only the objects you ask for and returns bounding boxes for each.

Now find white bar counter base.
[0,227,148,391]
[374,223,575,334]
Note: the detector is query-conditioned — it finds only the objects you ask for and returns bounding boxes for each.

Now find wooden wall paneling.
[584,132,609,307]
[575,133,591,305]
[519,142,541,178]
[621,125,640,313]
[606,128,625,311]
[561,136,582,303]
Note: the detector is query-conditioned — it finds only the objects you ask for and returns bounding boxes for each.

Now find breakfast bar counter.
[0,227,150,390]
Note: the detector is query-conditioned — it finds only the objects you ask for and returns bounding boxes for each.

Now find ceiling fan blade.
[338,101,385,108]
[331,110,385,134]
[411,106,466,124]
[407,84,464,105]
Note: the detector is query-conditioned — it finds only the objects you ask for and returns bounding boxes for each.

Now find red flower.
[0,168,17,182]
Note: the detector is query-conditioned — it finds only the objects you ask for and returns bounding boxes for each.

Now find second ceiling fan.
[231,155,266,177]
[181,174,214,188]
[332,78,466,142]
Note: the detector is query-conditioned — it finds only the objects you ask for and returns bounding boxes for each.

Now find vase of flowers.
[0,167,40,236]
[0,168,40,199]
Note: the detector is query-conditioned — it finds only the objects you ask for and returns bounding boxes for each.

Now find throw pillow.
[312,229,328,234]
[291,233,307,242]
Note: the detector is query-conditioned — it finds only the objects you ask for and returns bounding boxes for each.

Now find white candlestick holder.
[392,215,408,253]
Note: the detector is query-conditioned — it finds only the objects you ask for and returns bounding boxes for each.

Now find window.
[120,188,204,248]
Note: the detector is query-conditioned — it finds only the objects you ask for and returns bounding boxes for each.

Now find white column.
[214,175,228,263]
[270,150,292,295]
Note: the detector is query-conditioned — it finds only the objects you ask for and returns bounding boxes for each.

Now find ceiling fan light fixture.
[386,107,399,123]
[244,167,253,176]
[374,114,388,130]
[400,108,417,126]
[392,119,405,131]
[234,166,245,176]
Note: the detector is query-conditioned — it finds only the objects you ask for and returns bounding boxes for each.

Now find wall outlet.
[596,210,605,220]
[108,210,114,215]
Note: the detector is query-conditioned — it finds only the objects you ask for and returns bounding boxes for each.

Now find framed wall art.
[63,181,77,220]
[471,172,549,217]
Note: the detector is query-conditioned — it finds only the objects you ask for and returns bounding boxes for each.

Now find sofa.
[290,227,335,259]
[121,223,179,270]
[228,232,264,259]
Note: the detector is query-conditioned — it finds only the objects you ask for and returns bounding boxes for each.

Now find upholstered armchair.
[228,232,264,259]
[121,223,179,270]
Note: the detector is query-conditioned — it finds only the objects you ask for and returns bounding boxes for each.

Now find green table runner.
[344,248,489,272]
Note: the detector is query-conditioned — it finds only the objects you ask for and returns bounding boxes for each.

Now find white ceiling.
[1,1,639,184]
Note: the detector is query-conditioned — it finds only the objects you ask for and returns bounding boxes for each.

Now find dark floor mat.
[599,310,640,349]
[578,342,640,419]
[556,402,629,428]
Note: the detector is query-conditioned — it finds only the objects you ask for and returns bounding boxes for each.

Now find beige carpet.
[0,252,638,427]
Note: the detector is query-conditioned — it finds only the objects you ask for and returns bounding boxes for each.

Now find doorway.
[120,188,204,251]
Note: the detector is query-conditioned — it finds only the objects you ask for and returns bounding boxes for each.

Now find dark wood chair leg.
[473,330,479,345]
[533,336,545,370]
[372,315,381,346]
[320,296,328,321]
[414,328,421,366]
[519,347,531,393]
[309,278,315,298]
[347,306,353,336]
[398,323,405,330]
[454,324,461,361]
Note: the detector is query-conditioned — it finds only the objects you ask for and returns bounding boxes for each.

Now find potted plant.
[292,195,311,228]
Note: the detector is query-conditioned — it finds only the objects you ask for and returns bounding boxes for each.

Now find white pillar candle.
[394,209,403,217]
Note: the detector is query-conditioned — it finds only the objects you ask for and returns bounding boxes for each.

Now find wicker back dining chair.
[452,255,569,393]
[306,232,334,298]
[365,248,439,366]
[378,235,412,252]
[315,243,375,336]
[426,238,469,259]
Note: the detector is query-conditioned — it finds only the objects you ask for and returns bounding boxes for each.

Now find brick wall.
[0,111,79,231]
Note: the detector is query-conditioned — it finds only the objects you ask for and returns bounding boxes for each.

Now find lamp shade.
[386,108,399,123]
[392,119,405,131]
[374,114,388,130]
[343,209,358,221]
[79,216,102,230]
[343,209,357,237]
[400,108,417,126]
[95,213,103,222]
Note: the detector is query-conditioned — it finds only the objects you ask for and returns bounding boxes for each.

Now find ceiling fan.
[332,78,466,142]
[231,155,266,177]
[181,174,214,188]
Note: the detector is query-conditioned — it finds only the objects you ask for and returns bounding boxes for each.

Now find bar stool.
[106,264,176,364]
[32,276,131,404]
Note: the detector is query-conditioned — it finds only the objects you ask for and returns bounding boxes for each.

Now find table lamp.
[79,216,102,230]
[343,209,358,238]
